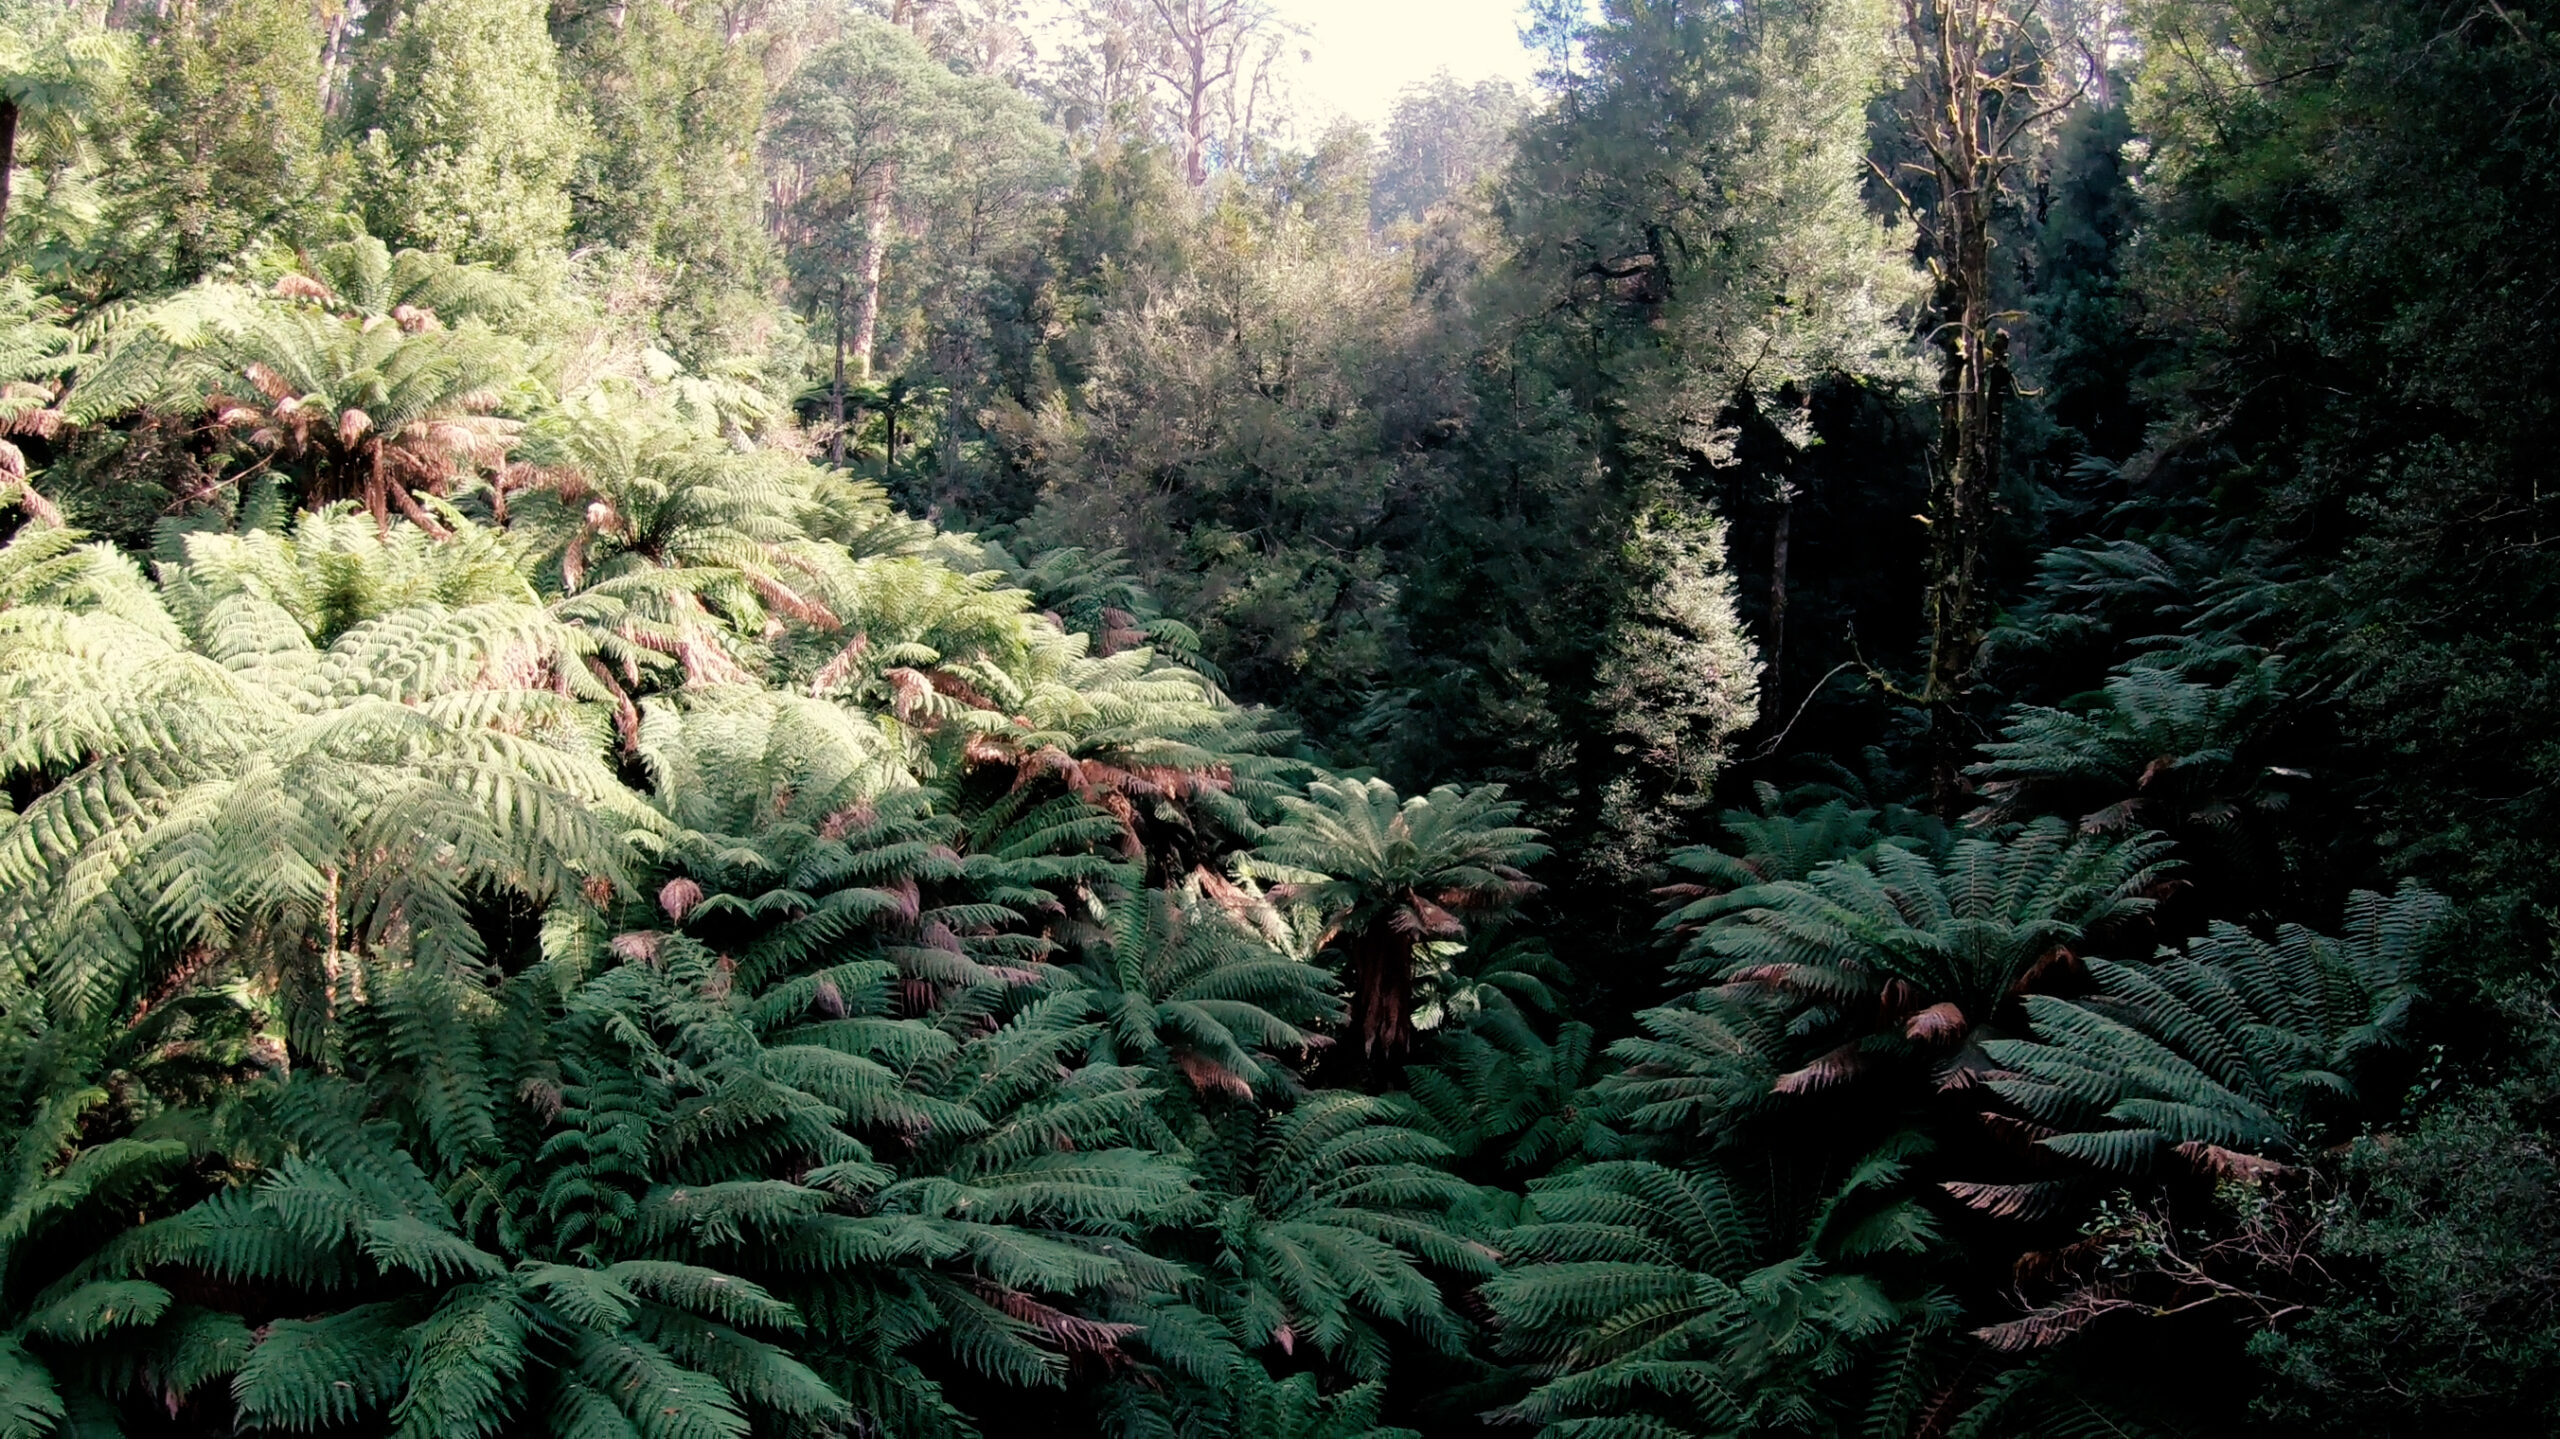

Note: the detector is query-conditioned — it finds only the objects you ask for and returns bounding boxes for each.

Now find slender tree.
[1883,0,2090,796]
[768,21,955,398]
[1139,0,1285,186]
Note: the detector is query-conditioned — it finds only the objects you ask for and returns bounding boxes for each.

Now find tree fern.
[1063,877,1339,1097]
[1969,653,2312,919]
[0,523,648,1032]
[0,984,263,1432]
[73,255,527,534]
[1656,817,2174,1105]
[1249,778,1547,1063]
[1975,882,2449,1179]
[1176,1092,1496,1381]
[1483,1143,1955,1439]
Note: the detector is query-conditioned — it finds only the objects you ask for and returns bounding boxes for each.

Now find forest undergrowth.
[0,0,2553,1433]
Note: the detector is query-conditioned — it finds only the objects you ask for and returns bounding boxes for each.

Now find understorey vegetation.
[0,0,2552,1433]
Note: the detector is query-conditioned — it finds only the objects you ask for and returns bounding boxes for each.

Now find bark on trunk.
[365,444,390,534]
[1147,0,1240,187]
[0,101,21,242]
[940,385,960,484]
[1901,0,2031,810]
[852,165,895,384]
[1181,46,1210,186]
[830,279,848,466]
[1921,263,2009,808]
[319,4,355,114]
[1922,157,1997,712]
[1766,483,1793,720]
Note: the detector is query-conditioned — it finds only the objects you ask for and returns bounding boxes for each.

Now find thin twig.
[1750,661,1861,762]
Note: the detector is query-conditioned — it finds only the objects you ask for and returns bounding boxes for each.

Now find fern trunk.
[1348,925,1416,1067]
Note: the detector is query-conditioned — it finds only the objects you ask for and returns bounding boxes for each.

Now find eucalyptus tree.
[1137,0,1289,186]
[769,18,1062,464]
[768,19,944,421]
[1370,72,1523,228]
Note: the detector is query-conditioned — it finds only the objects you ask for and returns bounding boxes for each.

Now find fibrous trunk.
[1922,214,2006,713]
[1347,926,1416,1061]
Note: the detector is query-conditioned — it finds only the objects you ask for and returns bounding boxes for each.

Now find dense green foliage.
[0,0,2550,1433]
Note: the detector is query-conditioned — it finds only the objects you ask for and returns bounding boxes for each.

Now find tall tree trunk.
[1766,482,1793,720]
[1147,0,1243,187]
[830,279,848,466]
[1892,0,2067,808]
[1921,195,2001,713]
[0,101,21,242]
[1917,23,1995,714]
[1183,39,1210,185]
[1916,172,2012,806]
[852,165,894,383]
[942,390,959,484]
[1919,279,2009,806]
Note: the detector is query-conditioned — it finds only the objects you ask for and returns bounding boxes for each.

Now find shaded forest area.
[0,0,2555,1433]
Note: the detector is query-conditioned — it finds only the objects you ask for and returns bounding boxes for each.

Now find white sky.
[1270,0,1543,128]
